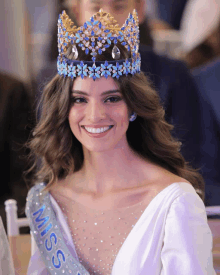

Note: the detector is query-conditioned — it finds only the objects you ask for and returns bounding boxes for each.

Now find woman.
[25,9,216,275]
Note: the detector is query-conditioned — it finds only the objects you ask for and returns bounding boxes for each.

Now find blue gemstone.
[127,34,130,37]
[114,39,117,44]
[92,57,96,62]
[91,17,94,23]
[85,48,89,54]
[87,21,92,26]
[127,46,130,51]
[94,20,99,25]
[121,27,125,31]
[118,36,121,40]
[91,30,95,36]
[99,22,102,29]
[129,14,133,19]
[60,34,63,38]
[131,27,133,32]
[104,44,110,48]
[64,42,67,46]
[107,39,111,44]
[126,19,129,25]
[91,42,95,47]
[76,39,80,43]
[78,30,83,34]
[98,48,102,54]
[63,28,66,31]
[119,31,123,36]
[122,42,126,46]
[98,37,102,41]
[104,29,110,33]
[79,43,83,47]
[85,37,89,41]
[84,23,87,29]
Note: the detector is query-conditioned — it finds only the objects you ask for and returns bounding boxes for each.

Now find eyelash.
[71,96,122,104]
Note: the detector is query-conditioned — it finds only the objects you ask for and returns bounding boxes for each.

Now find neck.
[71,141,148,196]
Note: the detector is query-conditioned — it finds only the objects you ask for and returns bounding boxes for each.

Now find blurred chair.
[4,200,31,275]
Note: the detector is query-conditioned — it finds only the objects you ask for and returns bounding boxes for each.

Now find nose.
[86,100,106,121]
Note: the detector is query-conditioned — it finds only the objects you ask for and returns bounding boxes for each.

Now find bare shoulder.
[134,162,192,201]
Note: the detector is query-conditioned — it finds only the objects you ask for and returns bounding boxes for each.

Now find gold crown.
[57,9,140,60]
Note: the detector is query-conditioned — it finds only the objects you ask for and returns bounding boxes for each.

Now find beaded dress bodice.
[51,191,150,275]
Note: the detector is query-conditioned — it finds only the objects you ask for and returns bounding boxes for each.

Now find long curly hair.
[26,43,205,201]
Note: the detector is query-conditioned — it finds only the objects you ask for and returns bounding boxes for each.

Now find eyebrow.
[72,89,121,96]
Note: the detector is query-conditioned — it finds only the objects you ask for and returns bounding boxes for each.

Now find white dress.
[27,182,217,275]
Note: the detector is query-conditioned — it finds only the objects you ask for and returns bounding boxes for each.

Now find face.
[69,76,131,153]
[78,0,136,26]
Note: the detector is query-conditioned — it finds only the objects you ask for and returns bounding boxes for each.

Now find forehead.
[72,76,119,94]
[81,0,134,6]
[89,0,128,4]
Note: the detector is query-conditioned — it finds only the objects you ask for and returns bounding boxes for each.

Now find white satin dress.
[27,182,217,275]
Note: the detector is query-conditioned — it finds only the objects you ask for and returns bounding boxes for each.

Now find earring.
[129,112,137,122]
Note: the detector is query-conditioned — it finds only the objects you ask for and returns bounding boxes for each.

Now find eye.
[71,97,87,104]
[104,96,122,103]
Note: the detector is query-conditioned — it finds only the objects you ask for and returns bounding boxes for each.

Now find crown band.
[57,56,141,80]
[57,9,141,80]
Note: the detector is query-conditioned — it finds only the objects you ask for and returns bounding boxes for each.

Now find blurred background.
[0,0,220,231]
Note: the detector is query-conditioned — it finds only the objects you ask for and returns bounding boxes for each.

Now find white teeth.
[84,126,112,134]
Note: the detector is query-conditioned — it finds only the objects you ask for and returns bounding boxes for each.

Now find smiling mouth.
[82,125,114,134]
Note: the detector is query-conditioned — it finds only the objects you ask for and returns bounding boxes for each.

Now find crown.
[57,9,141,80]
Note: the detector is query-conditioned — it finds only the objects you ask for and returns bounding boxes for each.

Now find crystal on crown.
[72,45,78,60]
[112,45,120,59]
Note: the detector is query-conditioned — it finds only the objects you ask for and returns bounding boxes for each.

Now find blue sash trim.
[25,183,90,275]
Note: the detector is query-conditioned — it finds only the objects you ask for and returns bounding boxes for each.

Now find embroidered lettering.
[33,205,49,229]
[41,223,53,237]
[45,232,57,251]
[52,249,66,268]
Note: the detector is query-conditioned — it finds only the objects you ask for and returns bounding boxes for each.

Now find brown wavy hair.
[26,43,205,201]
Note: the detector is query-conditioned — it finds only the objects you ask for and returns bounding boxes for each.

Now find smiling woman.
[25,8,216,275]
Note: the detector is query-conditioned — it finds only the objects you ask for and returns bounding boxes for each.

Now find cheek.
[68,108,80,128]
[113,106,129,125]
